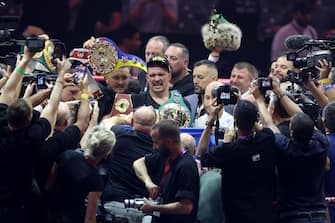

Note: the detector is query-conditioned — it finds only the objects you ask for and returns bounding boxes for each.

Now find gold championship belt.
[111,94,133,117]
[88,37,147,76]
[158,91,192,127]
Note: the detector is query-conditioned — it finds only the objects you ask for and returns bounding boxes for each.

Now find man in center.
[132,56,193,127]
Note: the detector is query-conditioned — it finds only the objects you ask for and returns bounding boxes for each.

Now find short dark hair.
[233,62,258,80]
[290,112,314,144]
[234,100,259,133]
[193,59,217,70]
[7,98,32,129]
[153,119,180,143]
[323,102,335,133]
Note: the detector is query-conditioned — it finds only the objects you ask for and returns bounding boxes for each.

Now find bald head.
[133,106,157,130]
[180,133,196,155]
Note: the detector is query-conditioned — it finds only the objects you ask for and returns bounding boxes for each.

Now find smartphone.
[74,66,86,85]
[36,74,47,89]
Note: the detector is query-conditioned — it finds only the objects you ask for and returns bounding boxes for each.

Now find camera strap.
[214,113,221,145]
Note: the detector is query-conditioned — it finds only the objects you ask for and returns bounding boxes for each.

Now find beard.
[159,144,171,158]
[195,87,205,95]
[171,68,183,79]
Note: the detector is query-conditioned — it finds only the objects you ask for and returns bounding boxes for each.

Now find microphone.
[284,35,311,50]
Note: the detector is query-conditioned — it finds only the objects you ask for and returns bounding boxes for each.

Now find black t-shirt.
[145,151,199,223]
[132,91,161,109]
[98,83,117,121]
[101,125,153,202]
[0,103,51,206]
[132,91,192,112]
[201,128,276,223]
[48,150,104,222]
[35,125,81,190]
[274,131,328,213]
[171,74,195,97]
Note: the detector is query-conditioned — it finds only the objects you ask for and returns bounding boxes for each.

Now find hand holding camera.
[316,59,332,79]
[250,81,264,102]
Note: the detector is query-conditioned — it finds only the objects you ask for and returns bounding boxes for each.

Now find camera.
[0,52,16,66]
[51,39,66,65]
[124,198,160,210]
[124,198,145,209]
[215,85,239,105]
[257,77,273,91]
[287,68,319,84]
[25,36,45,52]
[36,73,47,89]
[74,66,86,85]
[287,50,333,69]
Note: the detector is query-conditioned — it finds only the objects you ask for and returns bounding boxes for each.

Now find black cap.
[147,56,170,72]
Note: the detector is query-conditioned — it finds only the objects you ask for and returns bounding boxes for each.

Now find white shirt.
[194,111,234,129]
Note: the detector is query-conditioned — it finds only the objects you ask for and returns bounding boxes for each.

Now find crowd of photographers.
[0,31,335,223]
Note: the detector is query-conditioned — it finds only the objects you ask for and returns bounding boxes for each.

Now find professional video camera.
[285,35,335,84]
[214,84,239,105]
[0,29,46,55]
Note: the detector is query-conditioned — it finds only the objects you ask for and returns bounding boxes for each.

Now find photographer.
[252,81,329,223]
[268,75,303,136]
[0,43,68,222]
[194,81,234,130]
[197,98,276,223]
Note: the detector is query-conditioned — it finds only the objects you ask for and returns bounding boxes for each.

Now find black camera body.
[258,77,273,91]
[287,50,333,69]
[25,36,45,52]
[0,52,16,66]
[215,85,239,105]
[287,68,319,84]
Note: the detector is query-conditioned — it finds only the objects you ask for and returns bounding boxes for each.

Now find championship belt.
[111,94,133,117]
[88,37,147,76]
[158,91,192,127]
[69,48,90,64]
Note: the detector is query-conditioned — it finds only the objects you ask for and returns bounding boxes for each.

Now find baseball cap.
[147,55,170,72]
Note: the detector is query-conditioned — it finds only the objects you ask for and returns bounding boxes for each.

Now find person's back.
[48,128,116,223]
[102,106,156,201]
[221,128,275,223]
[323,102,335,223]
[200,100,276,223]
[102,126,153,201]
[274,113,328,221]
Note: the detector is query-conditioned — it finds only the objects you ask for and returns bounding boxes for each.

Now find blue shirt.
[325,133,335,196]
[275,130,329,213]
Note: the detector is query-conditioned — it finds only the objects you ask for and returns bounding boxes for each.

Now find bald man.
[181,133,202,175]
[101,106,156,203]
